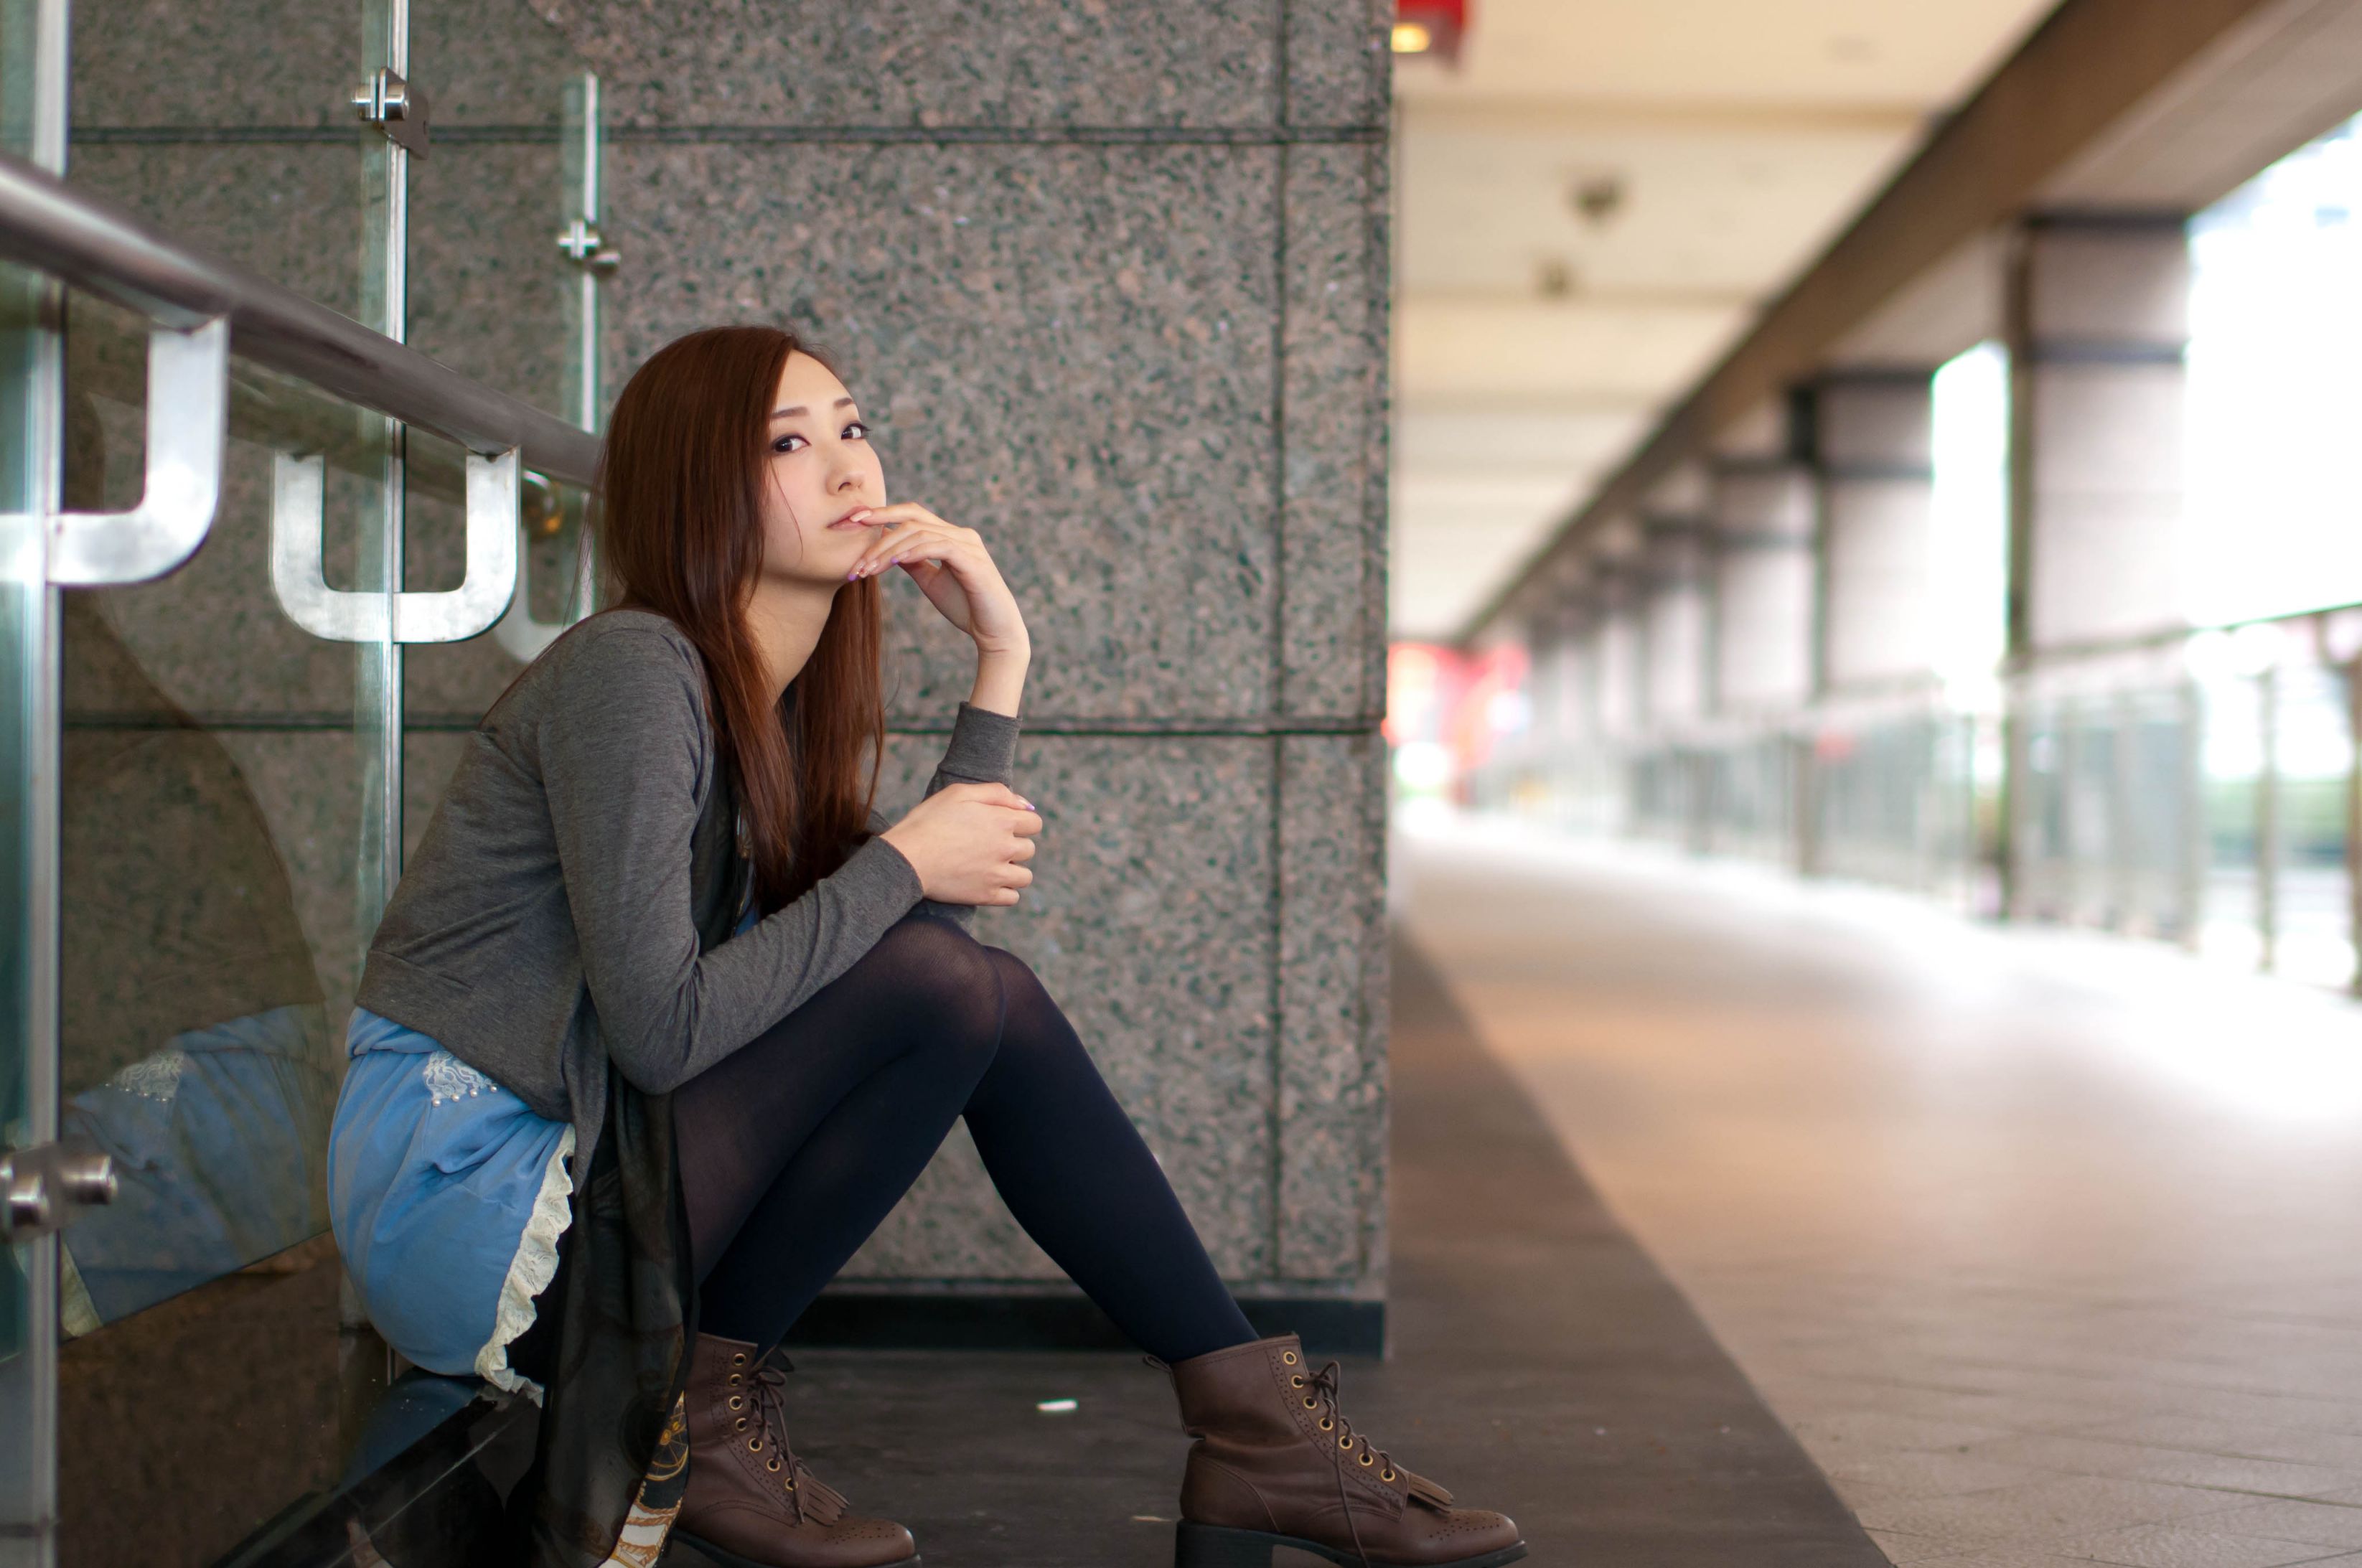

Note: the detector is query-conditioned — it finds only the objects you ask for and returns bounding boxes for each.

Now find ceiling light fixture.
[1569,173,1626,227]
[1393,0,1467,64]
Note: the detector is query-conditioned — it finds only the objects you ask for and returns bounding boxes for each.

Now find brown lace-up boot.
[672,1335,920,1568]
[1164,1333,1526,1568]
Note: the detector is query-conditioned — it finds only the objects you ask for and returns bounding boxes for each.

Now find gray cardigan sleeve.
[864,701,1023,930]
[539,626,1018,1093]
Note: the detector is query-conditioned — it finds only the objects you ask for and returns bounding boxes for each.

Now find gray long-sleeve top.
[353,608,1021,1186]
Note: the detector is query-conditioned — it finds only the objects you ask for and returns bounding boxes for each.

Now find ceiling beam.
[1458,0,2315,643]
[1401,284,1763,311]
[1397,98,1931,138]
[1396,392,1662,416]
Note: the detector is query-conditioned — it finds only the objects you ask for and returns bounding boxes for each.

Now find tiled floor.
[1397,811,2362,1568]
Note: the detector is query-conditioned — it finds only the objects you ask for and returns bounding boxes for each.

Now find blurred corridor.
[1405,1,2362,1000]
[1402,809,2362,1565]
[1397,9,2362,1553]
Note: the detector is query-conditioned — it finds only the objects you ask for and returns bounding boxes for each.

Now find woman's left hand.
[843,503,1028,655]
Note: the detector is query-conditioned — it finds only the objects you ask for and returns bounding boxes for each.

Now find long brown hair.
[594,324,885,914]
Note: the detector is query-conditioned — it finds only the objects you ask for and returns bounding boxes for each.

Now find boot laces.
[740,1358,822,1521]
[1300,1359,1397,1568]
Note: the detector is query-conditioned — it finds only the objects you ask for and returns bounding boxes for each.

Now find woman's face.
[757,349,886,589]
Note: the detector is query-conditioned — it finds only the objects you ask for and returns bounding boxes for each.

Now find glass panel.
[1628,749,1678,844]
[2198,672,2265,969]
[0,358,52,1566]
[52,304,403,1568]
[0,545,48,1564]
[1,0,609,1554]
[408,0,586,417]
[1814,715,1964,895]
[1721,733,1796,867]
[2272,660,2353,987]
[2015,702,2073,922]
[404,4,601,751]
[2063,700,2120,928]
[48,3,406,1561]
[0,0,62,1554]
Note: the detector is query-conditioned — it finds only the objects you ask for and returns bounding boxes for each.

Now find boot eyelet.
[767,1457,781,1472]
[1382,1469,1396,1482]
[734,1417,747,1430]
[726,1373,741,1385]
[728,1396,744,1410]
[1339,1435,1353,1450]
[1282,1351,1298,1365]
[784,1481,797,1492]
[1303,1398,1318,1409]
[748,1437,762,1452]
[1319,1418,1334,1431]
[1290,1376,1303,1388]
[731,1353,746,1366]
[1359,1451,1374,1466]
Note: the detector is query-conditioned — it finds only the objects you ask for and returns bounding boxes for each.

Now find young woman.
[324,325,1524,1568]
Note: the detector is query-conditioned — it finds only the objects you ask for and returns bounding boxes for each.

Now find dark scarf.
[517,766,750,1564]
[518,1076,695,1564]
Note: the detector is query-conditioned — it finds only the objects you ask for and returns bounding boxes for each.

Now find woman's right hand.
[877,782,1042,906]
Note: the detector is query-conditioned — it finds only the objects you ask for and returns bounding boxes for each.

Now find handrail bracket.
[271,444,520,644]
[43,314,228,586]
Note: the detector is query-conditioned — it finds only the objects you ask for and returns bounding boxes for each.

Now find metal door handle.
[42,314,229,585]
[269,443,520,642]
[1,1138,117,1243]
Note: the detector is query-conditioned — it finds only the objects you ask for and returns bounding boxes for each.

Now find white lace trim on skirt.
[474,1122,576,1403]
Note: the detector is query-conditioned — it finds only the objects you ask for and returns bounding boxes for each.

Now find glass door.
[46,0,402,1546]
[403,6,606,805]
[0,0,607,1559]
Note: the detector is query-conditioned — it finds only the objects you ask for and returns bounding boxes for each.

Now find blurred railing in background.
[1430,601,2362,995]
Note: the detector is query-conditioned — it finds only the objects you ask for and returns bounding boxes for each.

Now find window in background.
[2185,116,2362,628]
[1929,340,2010,710]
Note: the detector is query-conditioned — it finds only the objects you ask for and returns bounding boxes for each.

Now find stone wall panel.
[606,140,1283,725]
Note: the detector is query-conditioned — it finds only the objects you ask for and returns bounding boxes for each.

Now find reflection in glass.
[55,379,339,1329]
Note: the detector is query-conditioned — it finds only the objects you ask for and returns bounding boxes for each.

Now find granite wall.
[57,0,1393,1326]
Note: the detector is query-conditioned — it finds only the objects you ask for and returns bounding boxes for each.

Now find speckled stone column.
[538,0,1397,1338]
[61,0,1394,1346]
[1810,370,1938,691]
[1708,460,1816,714]
[2006,215,2190,653]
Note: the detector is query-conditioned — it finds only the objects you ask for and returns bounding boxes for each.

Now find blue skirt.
[326,1008,576,1398]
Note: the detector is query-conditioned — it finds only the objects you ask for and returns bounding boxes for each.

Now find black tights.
[670,909,1257,1363]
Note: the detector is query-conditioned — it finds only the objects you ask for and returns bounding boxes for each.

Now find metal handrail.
[0,148,600,487]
